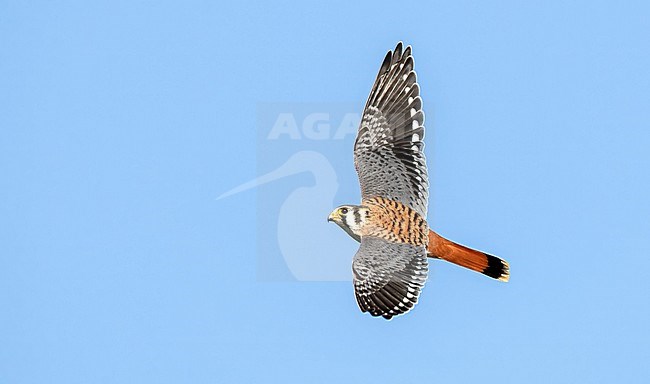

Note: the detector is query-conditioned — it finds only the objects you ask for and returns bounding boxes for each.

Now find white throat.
[343,207,369,238]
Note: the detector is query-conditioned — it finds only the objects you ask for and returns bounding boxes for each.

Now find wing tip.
[380,41,413,73]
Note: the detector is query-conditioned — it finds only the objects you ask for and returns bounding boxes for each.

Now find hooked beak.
[327,211,339,223]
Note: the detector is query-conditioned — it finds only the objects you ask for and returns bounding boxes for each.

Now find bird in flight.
[328,42,510,320]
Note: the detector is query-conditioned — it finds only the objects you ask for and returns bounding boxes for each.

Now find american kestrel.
[328,42,510,320]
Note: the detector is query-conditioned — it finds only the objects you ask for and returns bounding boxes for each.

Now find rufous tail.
[426,230,510,282]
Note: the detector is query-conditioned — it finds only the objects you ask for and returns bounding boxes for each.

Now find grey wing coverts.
[354,42,429,218]
[353,237,428,320]
[351,43,430,319]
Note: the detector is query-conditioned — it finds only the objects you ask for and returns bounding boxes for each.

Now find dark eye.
[340,208,348,214]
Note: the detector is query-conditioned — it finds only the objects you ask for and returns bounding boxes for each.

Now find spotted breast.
[361,197,428,247]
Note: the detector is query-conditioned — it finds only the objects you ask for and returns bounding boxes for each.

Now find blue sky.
[2,1,650,383]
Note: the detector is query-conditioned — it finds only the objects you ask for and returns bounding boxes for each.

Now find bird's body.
[328,42,510,320]
[331,198,428,247]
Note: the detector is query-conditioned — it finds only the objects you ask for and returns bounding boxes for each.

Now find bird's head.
[327,205,368,242]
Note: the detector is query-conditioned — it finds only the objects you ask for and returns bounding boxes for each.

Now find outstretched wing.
[354,42,429,218]
[353,236,428,320]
